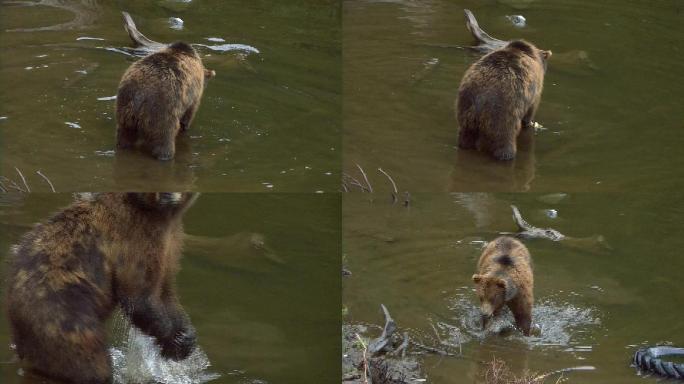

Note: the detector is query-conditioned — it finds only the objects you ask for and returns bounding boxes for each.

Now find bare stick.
[378,168,398,203]
[121,11,166,51]
[36,170,56,192]
[0,181,7,193]
[409,340,460,357]
[0,177,24,192]
[355,334,370,384]
[343,173,369,192]
[534,366,595,382]
[355,163,373,193]
[14,167,30,193]
[404,192,411,207]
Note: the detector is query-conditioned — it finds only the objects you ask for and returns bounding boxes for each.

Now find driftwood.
[463,9,597,72]
[121,11,167,56]
[506,205,565,241]
[463,9,508,53]
[501,205,611,254]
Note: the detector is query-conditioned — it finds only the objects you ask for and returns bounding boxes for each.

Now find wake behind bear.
[116,42,215,161]
[456,40,551,161]
[5,193,199,383]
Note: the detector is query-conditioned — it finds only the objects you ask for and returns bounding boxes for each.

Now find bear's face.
[472,274,508,328]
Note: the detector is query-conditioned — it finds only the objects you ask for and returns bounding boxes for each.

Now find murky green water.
[0,0,340,192]
[0,193,341,383]
[343,0,684,192]
[343,193,684,383]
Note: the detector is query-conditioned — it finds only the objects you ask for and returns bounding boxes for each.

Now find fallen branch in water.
[463,9,508,53]
[483,357,592,383]
[1,168,56,193]
[342,165,409,206]
[378,168,397,203]
[36,170,56,192]
[356,163,373,193]
[121,11,167,54]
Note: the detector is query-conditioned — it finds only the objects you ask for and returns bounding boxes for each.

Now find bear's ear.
[495,278,508,290]
[472,274,483,284]
[541,50,552,60]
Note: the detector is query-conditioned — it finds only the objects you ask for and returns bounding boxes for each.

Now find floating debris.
[205,37,225,43]
[77,36,106,41]
[193,43,260,54]
[0,116,7,121]
[75,70,88,74]
[94,150,116,157]
[65,122,81,129]
[506,15,527,28]
[545,209,558,219]
[97,95,117,101]
[168,17,184,30]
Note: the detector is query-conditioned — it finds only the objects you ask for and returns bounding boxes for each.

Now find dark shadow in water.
[449,128,536,192]
[112,136,197,191]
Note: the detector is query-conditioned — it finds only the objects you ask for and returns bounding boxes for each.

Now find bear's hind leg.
[487,120,520,161]
[19,317,112,383]
[458,122,479,150]
[146,119,180,161]
[180,104,199,132]
[116,122,137,149]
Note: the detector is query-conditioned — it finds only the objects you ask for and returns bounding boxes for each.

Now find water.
[0,0,341,192]
[343,193,684,383]
[343,0,684,193]
[0,193,341,383]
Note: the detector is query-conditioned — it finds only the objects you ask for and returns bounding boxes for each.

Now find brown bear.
[116,42,215,160]
[456,40,551,161]
[472,236,534,335]
[5,192,199,383]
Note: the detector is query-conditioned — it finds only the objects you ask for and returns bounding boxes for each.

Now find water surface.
[343,193,684,382]
[0,193,341,383]
[343,0,684,192]
[0,0,341,192]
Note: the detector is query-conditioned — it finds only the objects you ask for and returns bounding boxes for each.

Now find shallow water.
[0,0,340,192]
[0,193,341,383]
[343,0,684,192]
[343,193,684,383]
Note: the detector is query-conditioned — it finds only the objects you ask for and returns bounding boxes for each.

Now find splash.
[109,313,220,384]
[447,288,601,348]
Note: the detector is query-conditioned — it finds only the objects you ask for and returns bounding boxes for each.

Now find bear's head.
[472,274,516,329]
[506,40,552,71]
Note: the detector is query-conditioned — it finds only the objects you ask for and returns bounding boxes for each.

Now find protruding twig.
[36,170,56,192]
[14,167,30,193]
[404,192,411,207]
[355,163,373,193]
[355,333,371,384]
[343,173,369,192]
[378,168,398,203]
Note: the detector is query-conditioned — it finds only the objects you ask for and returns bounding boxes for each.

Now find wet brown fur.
[116,42,215,160]
[457,40,551,161]
[472,236,534,335]
[4,193,199,383]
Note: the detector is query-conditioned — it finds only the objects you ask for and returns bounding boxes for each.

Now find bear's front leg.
[120,295,196,360]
